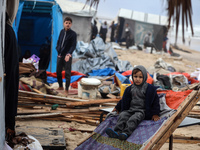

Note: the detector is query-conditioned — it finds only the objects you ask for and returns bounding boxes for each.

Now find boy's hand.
[112,108,119,114]
[65,54,71,62]
[152,115,160,121]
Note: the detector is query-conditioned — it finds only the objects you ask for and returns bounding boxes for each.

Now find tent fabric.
[167,72,199,84]
[118,8,168,26]
[46,70,86,79]
[56,0,96,17]
[117,8,168,50]
[72,38,133,74]
[14,0,63,73]
[157,90,192,109]
[47,3,63,72]
[88,68,116,76]
[13,2,24,39]
[56,0,96,42]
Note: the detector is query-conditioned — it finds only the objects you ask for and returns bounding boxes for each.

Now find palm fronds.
[167,0,194,43]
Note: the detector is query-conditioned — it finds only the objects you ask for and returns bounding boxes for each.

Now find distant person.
[110,21,116,42]
[21,49,31,60]
[99,21,108,43]
[188,36,191,46]
[143,32,158,54]
[90,20,98,41]
[163,34,168,53]
[56,16,77,96]
[105,65,160,140]
[125,23,131,49]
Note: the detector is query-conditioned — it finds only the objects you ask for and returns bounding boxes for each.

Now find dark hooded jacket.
[115,65,160,120]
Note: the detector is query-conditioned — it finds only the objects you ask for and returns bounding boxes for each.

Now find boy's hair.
[64,17,72,23]
[132,69,141,75]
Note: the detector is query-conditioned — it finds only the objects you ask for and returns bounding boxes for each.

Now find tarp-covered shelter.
[13,0,63,72]
[116,8,168,50]
[56,0,96,43]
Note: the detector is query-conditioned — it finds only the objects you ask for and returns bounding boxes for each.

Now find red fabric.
[157,90,192,109]
[19,81,32,91]
[70,77,84,88]
[121,70,132,76]
[167,72,199,84]
[46,71,86,79]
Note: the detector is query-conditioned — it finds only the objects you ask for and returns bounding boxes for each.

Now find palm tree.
[85,0,194,43]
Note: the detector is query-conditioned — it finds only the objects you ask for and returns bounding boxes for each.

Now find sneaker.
[119,133,128,140]
[105,128,119,138]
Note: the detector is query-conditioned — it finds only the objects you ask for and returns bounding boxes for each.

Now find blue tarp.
[47,75,84,84]
[88,68,116,76]
[115,72,131,84]
[13,0,63,72]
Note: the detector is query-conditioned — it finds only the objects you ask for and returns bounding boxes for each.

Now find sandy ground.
[16,44,200,150]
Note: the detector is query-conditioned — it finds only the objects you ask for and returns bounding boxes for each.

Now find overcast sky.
[71,0,200,27]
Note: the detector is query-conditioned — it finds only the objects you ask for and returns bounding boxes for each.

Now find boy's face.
[63,20,72,30]
[133,71,143,85]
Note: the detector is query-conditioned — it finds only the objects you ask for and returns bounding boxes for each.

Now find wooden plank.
[151,89,200,150]
[16,112,62,119]
[142,90,199,150]
[180,83,200,91]
[65,99,120,107]
[166,139,200,144]
[19,90,89,102]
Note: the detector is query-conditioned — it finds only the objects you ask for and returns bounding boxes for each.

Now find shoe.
[119,133,128,140]
[57,87,64,90]
[105,128,119,138]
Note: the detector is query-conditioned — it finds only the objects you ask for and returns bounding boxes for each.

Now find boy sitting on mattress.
[106,65,160,140]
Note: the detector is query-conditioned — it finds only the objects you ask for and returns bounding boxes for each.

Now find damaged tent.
[56,0,96,43]
[13,0,63,72]
[116,8,168,50]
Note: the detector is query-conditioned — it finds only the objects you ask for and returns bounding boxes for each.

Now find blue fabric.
[115,72,131,84]
[13,2,24,39]
[47,75,83,84]
[88,68,116,76]
[115,84,160,120]
[47,3,63,72]
[13,0,63,73]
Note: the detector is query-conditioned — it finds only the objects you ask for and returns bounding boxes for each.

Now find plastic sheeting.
[13,0,63,73]
[72,37,133,74]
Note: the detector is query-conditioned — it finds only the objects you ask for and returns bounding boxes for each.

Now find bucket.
[79,78,101,99]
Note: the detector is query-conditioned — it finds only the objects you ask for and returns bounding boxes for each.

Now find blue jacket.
[115,84,160,120]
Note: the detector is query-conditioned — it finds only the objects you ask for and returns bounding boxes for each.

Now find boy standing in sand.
[56,17,77,96]
[106,65,160,140]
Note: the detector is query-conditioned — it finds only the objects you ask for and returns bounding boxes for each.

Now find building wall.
[0,0,6,148]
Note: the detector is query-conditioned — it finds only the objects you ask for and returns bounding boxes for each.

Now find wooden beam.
[143,89,200,150]
[151,89,200,150]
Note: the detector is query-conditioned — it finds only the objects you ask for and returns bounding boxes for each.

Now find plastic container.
[79,78,101,99]
[120,84,131,97]
[30,54,40,63]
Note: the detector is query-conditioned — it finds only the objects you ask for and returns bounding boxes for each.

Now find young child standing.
[56,17,77,96]
[106,65,160,140]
